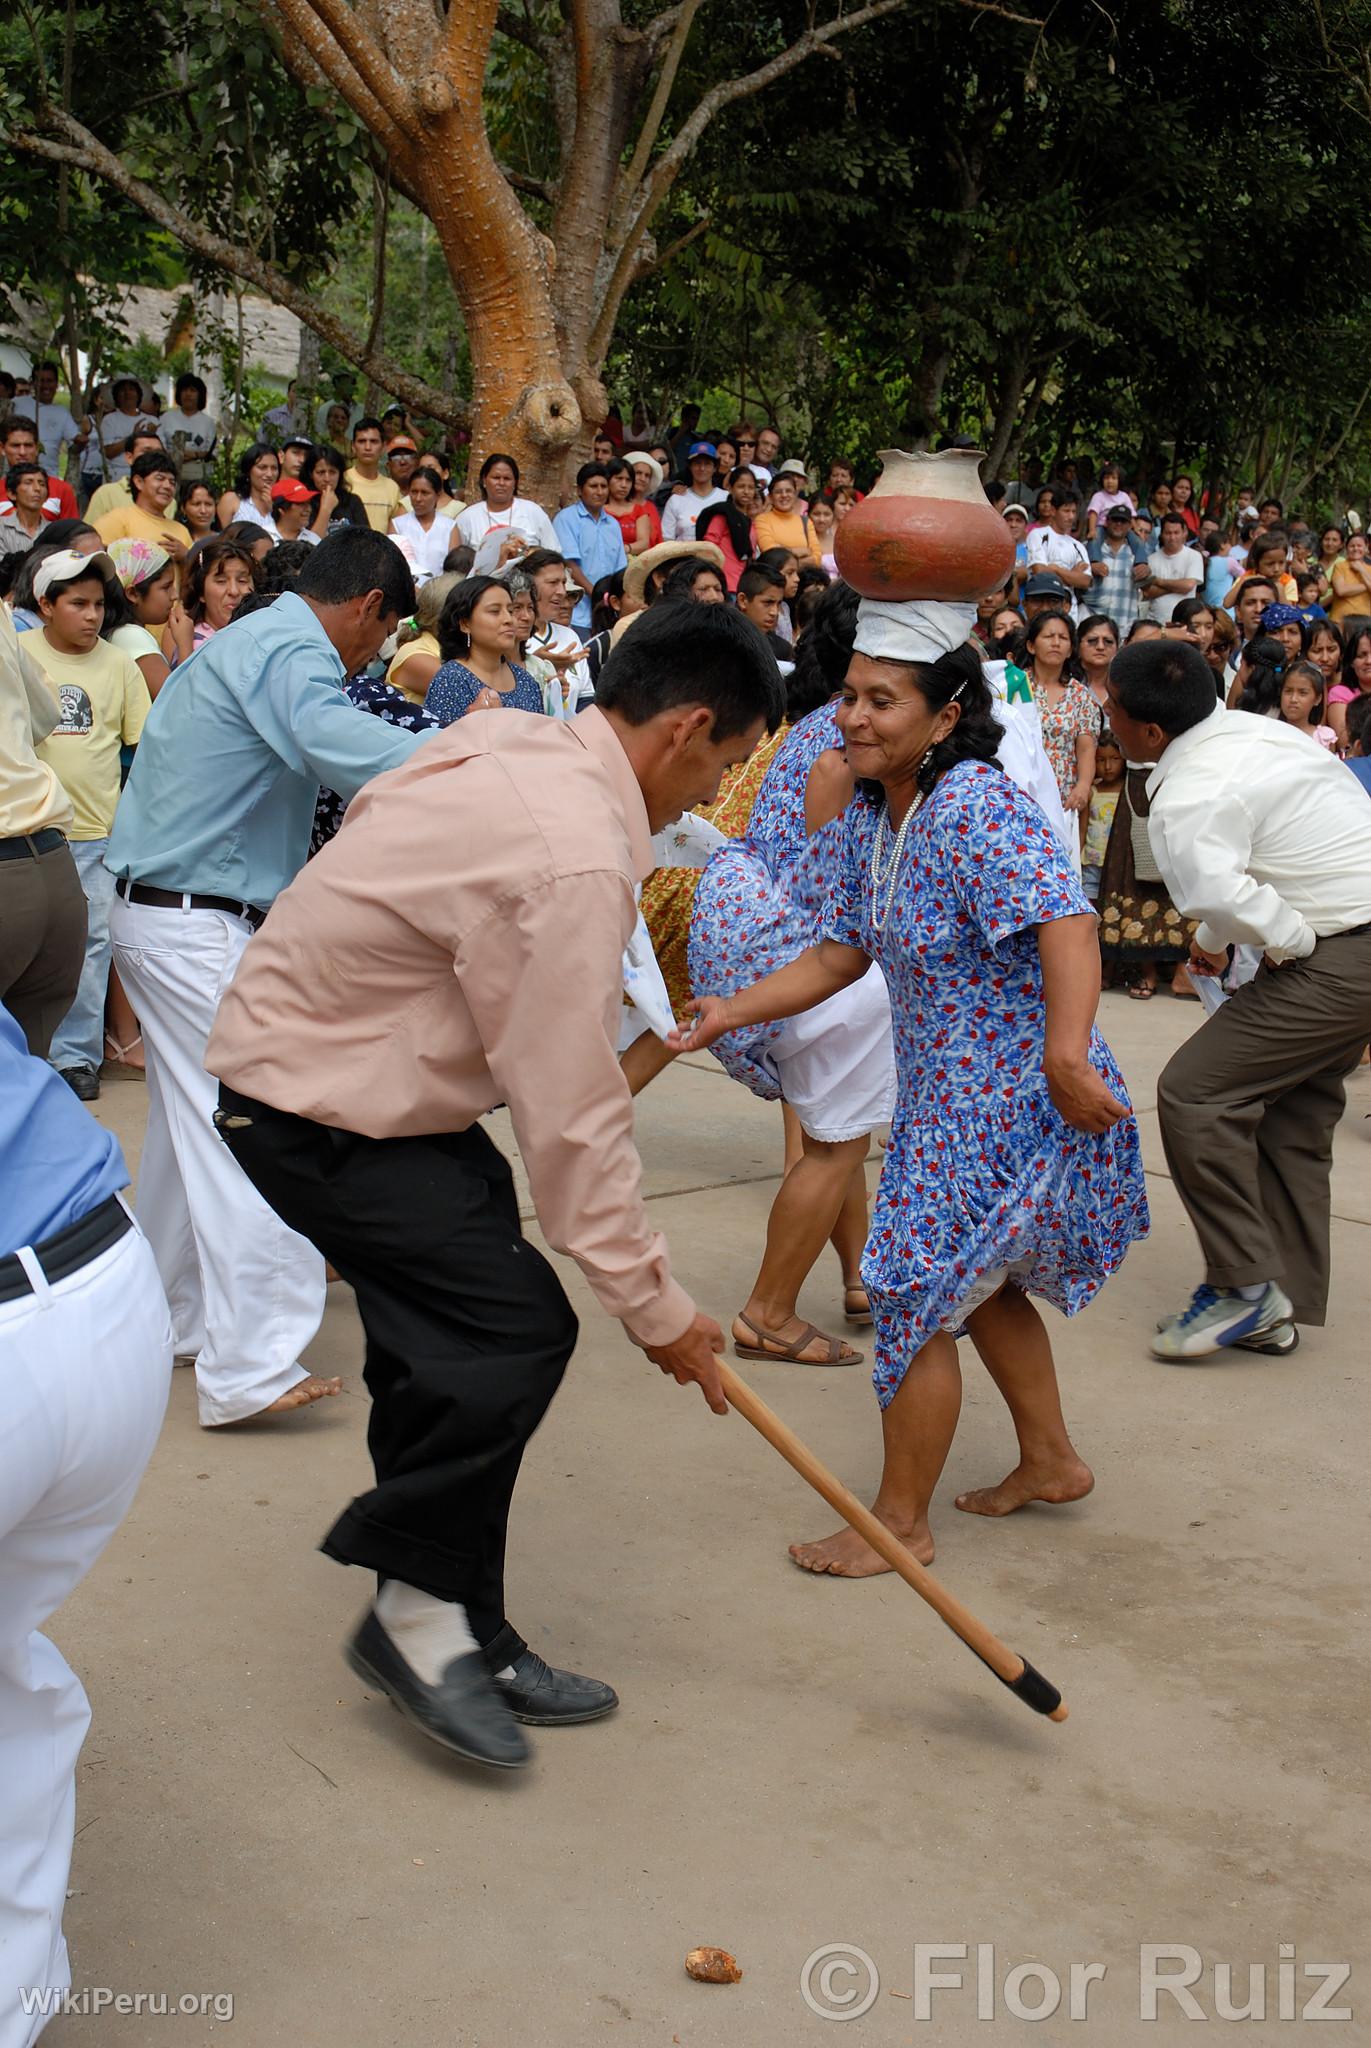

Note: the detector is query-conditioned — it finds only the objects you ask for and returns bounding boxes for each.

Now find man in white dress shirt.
[1105,640,1371,1361]
[1024,489,1091,621]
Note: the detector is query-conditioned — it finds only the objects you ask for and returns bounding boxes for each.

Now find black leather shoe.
[60,1066,100,1102]
[345,1611,531,1769]
[483,1625,619,1726]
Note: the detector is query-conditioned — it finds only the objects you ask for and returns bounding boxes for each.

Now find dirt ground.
[43,989,1370,2045]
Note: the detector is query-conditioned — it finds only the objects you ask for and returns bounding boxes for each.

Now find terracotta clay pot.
[834,447,1014,602]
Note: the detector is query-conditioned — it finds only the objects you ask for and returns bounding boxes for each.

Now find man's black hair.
[352,415,384,438]
[260,538,317,595]
[174,373,208,408]
[595,595,784,741]
[1109,639,1216,737]
[294,524,415,616]
[0,414,37,445]
[1047,486,1076,511]
[575,461,611,491]
[737,561,786,602]
[1158,511,1188,536]
[520,548,565,579]
[131,448,177,485]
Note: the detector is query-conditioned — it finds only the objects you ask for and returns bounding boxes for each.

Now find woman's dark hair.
[409,464,444,496]
[232,440,280,500]
[301,444,367,528]
[595,597,784,740]
[1282,657,1327,723]
[590,568,625,635]
[437,573,506,660]
[110,376,142,409]
[795,562,830,600]
[786,577,858,718]
[479,451,520,493]
[757,545,798,578]
[1110,638,1216,734]
[661,557,727,603]
[695,468,758,560]
[1235,632,1288,716]
[1308,615,1343,655]
[186,535,264,621]
[792,581,827,641]
[604,458,633,490]
[174,373,208,410]
[519,548,565,582]
[222,520,275,552]
[260,538,317,595]
[1171,597,1215,632]
[1319,524,1345,554]
[177,477,218,529]
[1077,611,1119,649]
[295,525,416,617]
[1340,620,1371,694]
[1024,608,1079,661]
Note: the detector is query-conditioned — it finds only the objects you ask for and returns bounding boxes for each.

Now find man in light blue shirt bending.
[107,526,428,1429]
[553,463,626,635]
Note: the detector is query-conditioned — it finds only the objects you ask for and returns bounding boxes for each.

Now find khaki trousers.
[1157,926,1371,1324]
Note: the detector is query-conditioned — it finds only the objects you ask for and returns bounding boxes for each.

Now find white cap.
[31,547,116,602]
[854,597,977,664]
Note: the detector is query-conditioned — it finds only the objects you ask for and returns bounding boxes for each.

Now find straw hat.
[623,538,725,605]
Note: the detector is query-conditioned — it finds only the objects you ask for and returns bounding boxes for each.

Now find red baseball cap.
[271,478,317,503]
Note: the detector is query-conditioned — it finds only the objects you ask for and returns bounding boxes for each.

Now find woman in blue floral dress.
[425,574,547,726]
[675,638,1148,1576]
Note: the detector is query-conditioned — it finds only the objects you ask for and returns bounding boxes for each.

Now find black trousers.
[216,1085,578,1644]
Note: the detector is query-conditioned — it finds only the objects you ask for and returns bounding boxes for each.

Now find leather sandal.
[843,1283,873,1327]
[733,1312,862,1366]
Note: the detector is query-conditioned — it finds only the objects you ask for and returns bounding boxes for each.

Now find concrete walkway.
[46,990,1370,2044]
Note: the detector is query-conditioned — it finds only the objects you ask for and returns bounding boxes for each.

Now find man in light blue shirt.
[0,1002,172,2020]
[553,463,626,634]
[107,526,429,1431]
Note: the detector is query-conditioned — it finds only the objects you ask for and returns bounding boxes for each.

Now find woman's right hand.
[666,995,736,1053]
[165,600,194,658]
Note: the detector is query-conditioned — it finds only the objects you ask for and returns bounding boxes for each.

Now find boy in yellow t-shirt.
[345,417,402,532]
[30,548,151,1098]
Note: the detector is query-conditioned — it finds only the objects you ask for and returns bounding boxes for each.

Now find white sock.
[374,1581,479,1684]
[1234,1283,1269,1301]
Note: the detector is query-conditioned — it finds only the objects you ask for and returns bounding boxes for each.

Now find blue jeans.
[49,840,115,1072]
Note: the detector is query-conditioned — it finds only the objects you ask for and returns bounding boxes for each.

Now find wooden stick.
[716,1358,1069,1723]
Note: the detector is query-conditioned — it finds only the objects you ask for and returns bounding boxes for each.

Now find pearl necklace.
[870,794,923,930]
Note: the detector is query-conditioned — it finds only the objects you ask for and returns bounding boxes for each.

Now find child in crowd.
[28,548,150,1100]
[1081,730,1124,901]
[1279,658,1339,750]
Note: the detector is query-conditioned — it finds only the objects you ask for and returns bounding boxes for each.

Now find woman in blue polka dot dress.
[674,634,1148,1576]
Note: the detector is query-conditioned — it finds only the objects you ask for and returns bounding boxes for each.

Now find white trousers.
[109,894,326,1425]
[0,1224,171,2048]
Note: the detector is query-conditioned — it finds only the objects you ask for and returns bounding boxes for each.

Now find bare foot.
[955,1456,1094,1518]
[258,1375,343,1417]
[789,1514,934,1577]
[733,1313,862,1365]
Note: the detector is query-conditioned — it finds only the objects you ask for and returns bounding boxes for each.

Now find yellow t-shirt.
[0,607,73,839]
[385,631,440,704]
[94,502,193,555]
[345,469,402,532]
[754,506,821,565]
[84,478,131,524]
[30,633,150,840]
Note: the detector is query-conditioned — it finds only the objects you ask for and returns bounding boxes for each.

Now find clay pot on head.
[834,448,1015,602]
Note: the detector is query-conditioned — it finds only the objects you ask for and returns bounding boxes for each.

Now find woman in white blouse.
[454,452,558,557]
[391,465,456,585]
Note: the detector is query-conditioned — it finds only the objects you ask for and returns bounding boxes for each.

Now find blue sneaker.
[1151,1283,1294,1361]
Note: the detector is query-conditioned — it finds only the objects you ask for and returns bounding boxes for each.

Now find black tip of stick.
[997,1655,1063,1717]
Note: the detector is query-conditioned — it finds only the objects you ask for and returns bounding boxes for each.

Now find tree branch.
[493,4,545,55]
[500,162,555,202]
[273,0,413,166]
[9,112,466,427]
[635,211,711,280]
[274,0,413,136]
[612,0,701,240]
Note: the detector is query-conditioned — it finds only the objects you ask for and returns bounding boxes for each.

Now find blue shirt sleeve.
[553,504,582,562]
[930,763,1091,948]
[231,636,423,805]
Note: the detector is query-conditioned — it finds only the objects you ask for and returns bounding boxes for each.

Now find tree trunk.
[984,354,1029,478]
[293,323,320,434]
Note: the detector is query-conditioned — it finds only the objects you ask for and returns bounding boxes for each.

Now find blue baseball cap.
[688,440,718,459]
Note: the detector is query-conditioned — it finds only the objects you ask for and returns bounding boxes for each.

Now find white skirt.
[769,964,896,1142]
